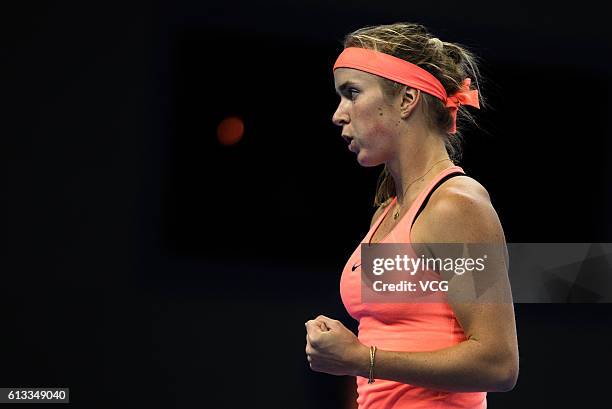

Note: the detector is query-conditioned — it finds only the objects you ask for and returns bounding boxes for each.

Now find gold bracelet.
[368,345,377,384]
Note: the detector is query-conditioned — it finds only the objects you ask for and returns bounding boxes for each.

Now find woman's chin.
[355,151,381,167]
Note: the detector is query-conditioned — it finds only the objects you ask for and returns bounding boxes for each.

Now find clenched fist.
[304,315,368,376]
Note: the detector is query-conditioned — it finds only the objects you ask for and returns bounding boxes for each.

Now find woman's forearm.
[350,339,518,393]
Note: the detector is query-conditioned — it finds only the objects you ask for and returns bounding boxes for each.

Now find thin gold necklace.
[393,158,453,220]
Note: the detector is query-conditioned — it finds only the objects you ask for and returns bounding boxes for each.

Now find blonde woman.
[305,23,518,409]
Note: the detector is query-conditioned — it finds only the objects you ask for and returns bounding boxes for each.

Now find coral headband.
[333,47,480,134]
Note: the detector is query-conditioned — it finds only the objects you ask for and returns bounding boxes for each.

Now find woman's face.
[332,68,401,167]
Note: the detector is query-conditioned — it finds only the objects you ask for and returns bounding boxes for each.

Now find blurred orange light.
[217,116,244,145]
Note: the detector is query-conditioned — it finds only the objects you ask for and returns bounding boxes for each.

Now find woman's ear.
[399,87,420,119]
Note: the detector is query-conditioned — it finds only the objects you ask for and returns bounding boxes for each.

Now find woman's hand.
[305,315,368,376]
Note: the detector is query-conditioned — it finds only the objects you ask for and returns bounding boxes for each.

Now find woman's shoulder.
[434,173,491,204]
[414,174,504,243]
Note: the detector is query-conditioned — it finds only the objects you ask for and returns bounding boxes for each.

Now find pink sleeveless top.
[339,166,487,409]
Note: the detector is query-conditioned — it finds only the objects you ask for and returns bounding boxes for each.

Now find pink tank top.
[339,166,487,409]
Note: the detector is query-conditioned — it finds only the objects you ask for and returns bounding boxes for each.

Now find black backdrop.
[2,1,612,408]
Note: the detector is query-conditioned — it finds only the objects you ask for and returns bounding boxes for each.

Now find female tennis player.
[305,23,518,408]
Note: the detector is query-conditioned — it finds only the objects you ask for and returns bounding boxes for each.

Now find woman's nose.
[332,103,349,127]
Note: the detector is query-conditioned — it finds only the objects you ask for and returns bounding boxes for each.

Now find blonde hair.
[341,23,486,207]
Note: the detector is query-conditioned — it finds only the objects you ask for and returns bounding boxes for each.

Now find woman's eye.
[336,88,359,101]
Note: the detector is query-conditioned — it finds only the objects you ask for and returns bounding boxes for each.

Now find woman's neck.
[387,131,452,206]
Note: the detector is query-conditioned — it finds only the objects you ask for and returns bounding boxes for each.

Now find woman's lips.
[348,139,358,152]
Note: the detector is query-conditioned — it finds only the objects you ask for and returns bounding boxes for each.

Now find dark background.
[2,1,611,408]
